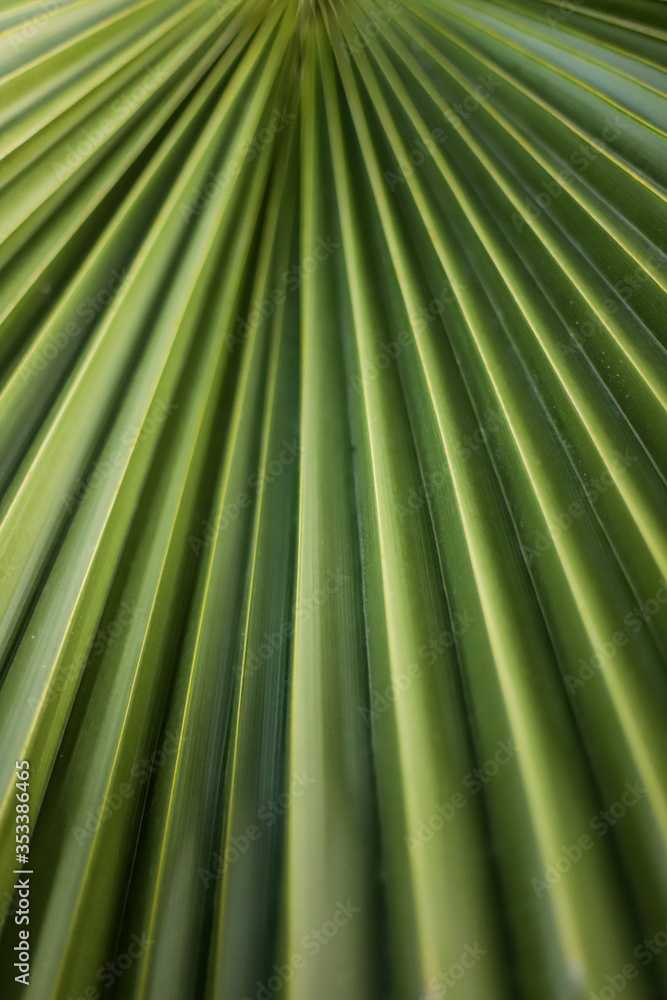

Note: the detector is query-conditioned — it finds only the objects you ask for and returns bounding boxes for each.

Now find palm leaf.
[0,0,666,998]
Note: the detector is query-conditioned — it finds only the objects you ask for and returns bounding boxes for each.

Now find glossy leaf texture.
[0,0,666,998]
